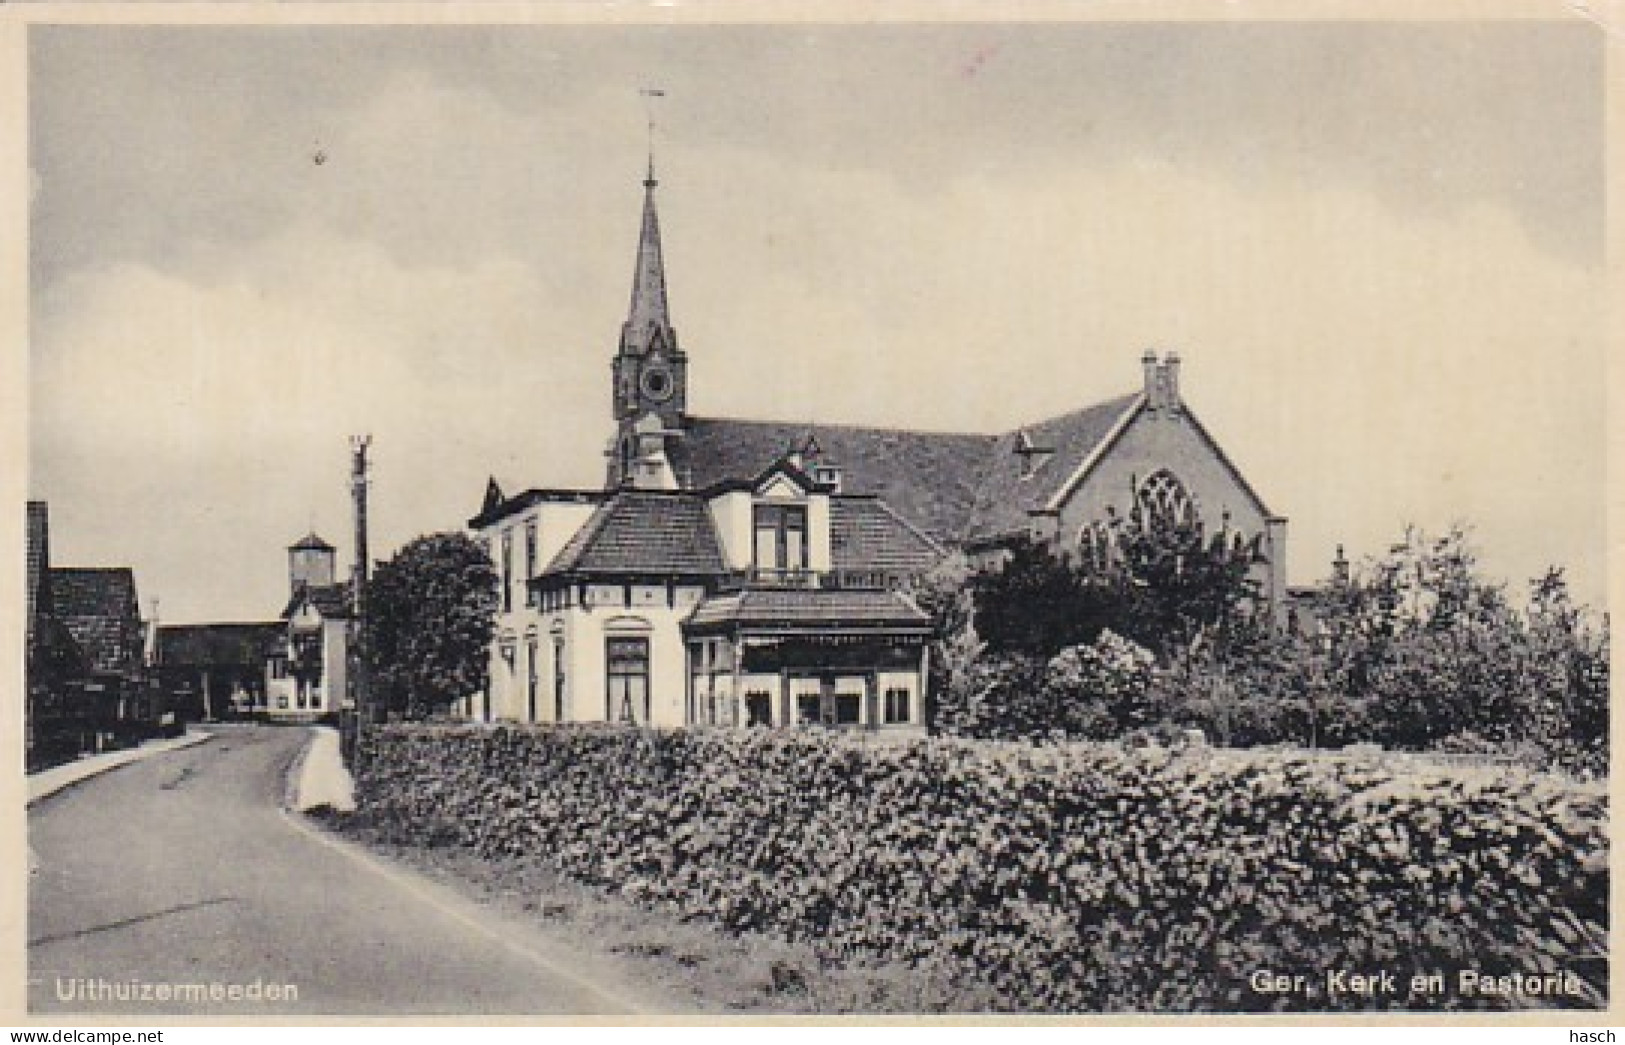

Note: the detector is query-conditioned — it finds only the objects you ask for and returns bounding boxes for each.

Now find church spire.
[621,159,674,356]
[610,98,687,439]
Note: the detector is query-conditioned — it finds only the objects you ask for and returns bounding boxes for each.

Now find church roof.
[675,417,997,542]
[685,588,933,635]
[672,392,1145,547]
[961,392,1143,543]
[542,490,726,579]
[49,567,143,675]
[156,622,285,669]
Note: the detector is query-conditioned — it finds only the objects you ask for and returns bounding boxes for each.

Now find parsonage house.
[470,162,1288,731]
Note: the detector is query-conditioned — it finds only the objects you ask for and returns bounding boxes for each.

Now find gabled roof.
[674,417,997,542]
[672,394,1143,547]
[962,393,1143,543]
[685,588,932,634]
[157,623,285,668]
[542,491,726,579]
[829,497,944,574]
[282,582,353,621]
[49,567,143,675]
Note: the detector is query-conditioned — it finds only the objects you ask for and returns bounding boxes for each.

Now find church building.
[470,160,1288,730]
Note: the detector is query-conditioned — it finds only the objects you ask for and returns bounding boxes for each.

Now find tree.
[364,532,499,720]
[970,538,1120,657]
[903,550,983,728]
[1287,527,1609,773]
[972,513,1263,664]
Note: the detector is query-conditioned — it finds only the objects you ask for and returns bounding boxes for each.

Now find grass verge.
[309,808,986,1015]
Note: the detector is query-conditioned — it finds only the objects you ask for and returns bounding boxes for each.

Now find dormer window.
[812,464,843,492]
[753,503,807,572]
[1014,428,1054,479]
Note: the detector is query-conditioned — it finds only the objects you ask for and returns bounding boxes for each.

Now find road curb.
[27,730,214,807]
[281,725,317,812]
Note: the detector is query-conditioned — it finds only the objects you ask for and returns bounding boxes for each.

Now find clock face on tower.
[640,364,675,403]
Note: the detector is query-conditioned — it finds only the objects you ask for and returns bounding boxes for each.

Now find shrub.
[354,724,1608,1013]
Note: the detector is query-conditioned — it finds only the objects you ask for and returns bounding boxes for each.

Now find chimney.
[1163,351,1182,406]
[1142,350,1159,404]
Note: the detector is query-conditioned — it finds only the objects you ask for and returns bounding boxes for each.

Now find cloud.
[661,146,1605,603]
[30,224,609,621]
[29,25,1606,620]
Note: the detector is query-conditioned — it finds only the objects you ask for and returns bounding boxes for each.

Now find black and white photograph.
[14,4,1612,1023]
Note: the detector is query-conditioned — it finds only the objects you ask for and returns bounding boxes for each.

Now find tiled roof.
[282,582,353,620]
[157,623,284,668]
[543,491,726,578]
[674,395,1142,547]
[962,393,1142,542]
[49,567,143,675]
[829,497,944,574]
[686,588,932,634]
[675,417,997,542]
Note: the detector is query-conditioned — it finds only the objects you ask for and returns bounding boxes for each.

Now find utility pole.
[349,435,373,742]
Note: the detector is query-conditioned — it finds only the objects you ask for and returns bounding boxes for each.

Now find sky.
[27,18,1608,623]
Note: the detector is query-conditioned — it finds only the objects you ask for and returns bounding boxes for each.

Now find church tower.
[608,157,688,488]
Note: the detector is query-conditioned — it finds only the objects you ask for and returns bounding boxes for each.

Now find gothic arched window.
[1077,520,1114,573]
[1135,469,1197,531]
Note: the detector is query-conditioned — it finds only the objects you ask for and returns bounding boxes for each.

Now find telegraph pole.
[348,435,373,747]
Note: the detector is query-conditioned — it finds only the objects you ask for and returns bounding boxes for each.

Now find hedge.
[352,724,1607,1012]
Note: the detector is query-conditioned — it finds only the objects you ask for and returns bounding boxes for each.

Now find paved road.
[29,725,660,1016]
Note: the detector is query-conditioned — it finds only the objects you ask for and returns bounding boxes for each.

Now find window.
[501,529,514,613]
[796,692,822,726]
[525,520,538,580]
[753,504,808,572]
[1135,470,1197,531]
[835,692,861,725]
[526,638,539,723]
[1078,521,1114,573]
[605,637,650,725]
[884,687,912,724]
[552,638,566,723]
[745,691,772,727]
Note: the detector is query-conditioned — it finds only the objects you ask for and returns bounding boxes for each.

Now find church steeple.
[609,146,689,487]
[620,156,677,358]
